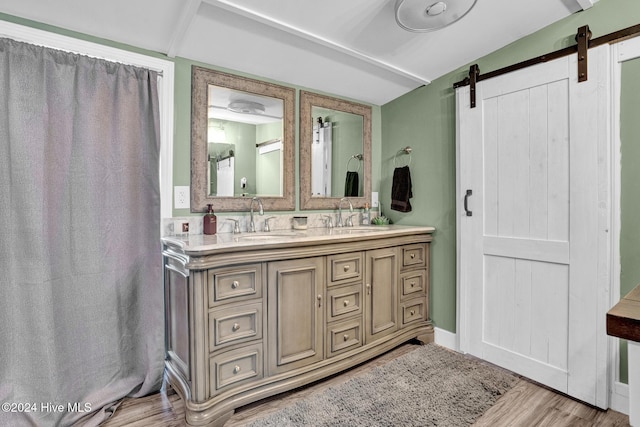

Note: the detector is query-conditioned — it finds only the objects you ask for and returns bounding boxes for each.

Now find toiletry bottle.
[204,204,217,235]
[362,203,371,225]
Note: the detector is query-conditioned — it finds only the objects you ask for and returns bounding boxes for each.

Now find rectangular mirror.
[300,91,371,210]
[191,67,295,212]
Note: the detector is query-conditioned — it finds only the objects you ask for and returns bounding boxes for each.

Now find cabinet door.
[364,247,398,343]
[268,257,324,374]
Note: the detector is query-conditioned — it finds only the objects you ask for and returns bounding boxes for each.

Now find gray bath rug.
[246,344,517,427]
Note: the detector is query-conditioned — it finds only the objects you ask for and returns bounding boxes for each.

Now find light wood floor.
[102,343,630,427]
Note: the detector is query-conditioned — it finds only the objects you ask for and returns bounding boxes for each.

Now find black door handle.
[464,189,472,217]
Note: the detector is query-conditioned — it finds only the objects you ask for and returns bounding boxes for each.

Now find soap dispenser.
[203,204,217,235]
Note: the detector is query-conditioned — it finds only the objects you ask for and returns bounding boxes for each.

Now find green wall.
[381,0,640,382]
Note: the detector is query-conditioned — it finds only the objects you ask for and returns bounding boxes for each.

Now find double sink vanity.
[162,224,434,426]
[171,64,435,426]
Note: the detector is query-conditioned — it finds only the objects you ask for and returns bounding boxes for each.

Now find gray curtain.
[0,38,163,426]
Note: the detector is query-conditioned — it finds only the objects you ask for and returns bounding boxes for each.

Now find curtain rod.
[453,23,640,89]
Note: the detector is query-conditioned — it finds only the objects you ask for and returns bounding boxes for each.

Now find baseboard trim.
[434,327,458,351]
[610,381,629,415]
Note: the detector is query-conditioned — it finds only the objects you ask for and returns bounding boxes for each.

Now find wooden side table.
[607,284,640,426]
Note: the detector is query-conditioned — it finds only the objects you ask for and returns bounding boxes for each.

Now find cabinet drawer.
[402,244,427,269]
[326,318,363,358]
[401,299,427,326]
[210,343,263,393]
[400,270,426,300]
[328,253,363,286]
[209,302,263,351]
[208,264,262,306]
[327,283,363,322]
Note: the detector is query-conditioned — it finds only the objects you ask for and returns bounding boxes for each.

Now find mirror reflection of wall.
[299,90,371,211]
[207,84,284,198]
[311,106,364,198]
[256,119,283,196]
[192,67,296,212]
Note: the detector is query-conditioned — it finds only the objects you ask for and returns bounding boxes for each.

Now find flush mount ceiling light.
[227,100,266,115]
[395,0,477,33]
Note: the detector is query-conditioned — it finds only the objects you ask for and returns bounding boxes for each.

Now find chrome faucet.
[337,197,353,227]
[249,197,264,232]
[227,218,241,234]
[322,215,334,229]
[263,216,275,232]
[346,213,358,227]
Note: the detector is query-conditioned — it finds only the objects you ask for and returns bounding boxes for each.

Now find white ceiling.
[0,0,595,105]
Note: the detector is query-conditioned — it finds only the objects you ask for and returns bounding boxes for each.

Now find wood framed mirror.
[299,90,372,210]
[191,66,295,212]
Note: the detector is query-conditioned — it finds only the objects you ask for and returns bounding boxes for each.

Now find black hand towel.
[344,171,359,197]
[391,166,412,212]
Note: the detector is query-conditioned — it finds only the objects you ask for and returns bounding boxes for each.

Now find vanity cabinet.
[267,257,325,374]
[365,247,398,343]
[162,226,434,426]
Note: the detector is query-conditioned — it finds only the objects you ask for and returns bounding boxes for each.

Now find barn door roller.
[576,25,591,82]
[468,64,479,108]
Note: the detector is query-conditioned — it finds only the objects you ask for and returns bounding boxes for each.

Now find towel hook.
[346,154,363,173]
[394,146,412,168]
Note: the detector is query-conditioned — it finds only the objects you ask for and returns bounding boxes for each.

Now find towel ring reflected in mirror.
[346,154,363,173]
[394,146,412,168]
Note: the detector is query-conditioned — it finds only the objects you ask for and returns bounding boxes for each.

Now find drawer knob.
[233,365,241,374]
[410,282,415,288]
[343,300,349,307]
[232,323,240,331]
[231,281,239,289]
[344,265,350,272]
[410,310,416,316]
[410,253,416,259]
[343,334,349,341]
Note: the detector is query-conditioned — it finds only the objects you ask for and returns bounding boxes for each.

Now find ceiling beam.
[166,0,203,58]
[201,0,430,86]
[575,0,597,10]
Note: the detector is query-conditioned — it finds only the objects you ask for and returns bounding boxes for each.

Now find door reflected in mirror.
[207,85,284,198]
[310,106,364,198]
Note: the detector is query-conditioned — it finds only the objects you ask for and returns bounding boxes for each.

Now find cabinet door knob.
[366,283,371,295]
[343,300,349,307]
[343,265,350,272]
[231,280,239,289]
[232,323,240,331]
[233,365,241,374]
[343,334,349,341]
[317,294,322,308]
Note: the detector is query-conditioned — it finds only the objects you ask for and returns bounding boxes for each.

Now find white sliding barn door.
[457,45,610,408]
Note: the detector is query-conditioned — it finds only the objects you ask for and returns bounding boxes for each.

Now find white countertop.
[162,224,435,255]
